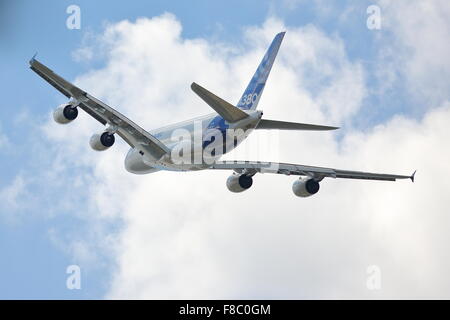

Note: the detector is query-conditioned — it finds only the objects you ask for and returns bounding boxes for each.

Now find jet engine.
[89,132,115,151]
[292,177,320,197]
[53,104,78,124]
[226,174,253,193]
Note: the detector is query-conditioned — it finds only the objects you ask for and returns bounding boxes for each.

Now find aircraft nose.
[124,148,159,174]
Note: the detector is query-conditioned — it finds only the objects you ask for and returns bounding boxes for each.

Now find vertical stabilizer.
[237,32,285,110]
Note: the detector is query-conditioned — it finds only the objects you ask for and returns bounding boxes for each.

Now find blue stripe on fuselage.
[202,115,228,150]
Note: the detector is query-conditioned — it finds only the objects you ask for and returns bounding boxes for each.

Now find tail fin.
[237,32,285,110]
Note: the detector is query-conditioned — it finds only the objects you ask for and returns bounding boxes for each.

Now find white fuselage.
[124,110,263,174]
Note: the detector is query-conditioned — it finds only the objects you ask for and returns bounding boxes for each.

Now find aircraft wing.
[29,57,169,159]
[210,161,415,182]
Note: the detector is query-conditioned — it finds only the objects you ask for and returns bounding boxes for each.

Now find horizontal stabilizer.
[256,119,339,131]
[191,82,249,123]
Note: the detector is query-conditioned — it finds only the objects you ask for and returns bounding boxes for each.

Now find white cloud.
[0,175,28,222]
[376,0,450,106]
[41,11,450,299]
[105,101,450,299]
[72,47,94,62]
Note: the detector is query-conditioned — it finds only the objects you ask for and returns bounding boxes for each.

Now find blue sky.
[0,0,449,299]
[4,0,284,299]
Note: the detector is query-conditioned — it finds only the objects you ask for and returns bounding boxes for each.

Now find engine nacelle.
[226,174,253,193]
[292,177,320,197]
[89,132,115,151]
[53,104,78,124]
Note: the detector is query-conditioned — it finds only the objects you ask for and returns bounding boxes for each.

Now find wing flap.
[30,58,86,99]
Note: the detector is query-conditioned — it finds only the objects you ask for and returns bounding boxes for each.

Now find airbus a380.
[30,32,415,197]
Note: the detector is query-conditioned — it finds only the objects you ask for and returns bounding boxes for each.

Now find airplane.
[29,32,415,197]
